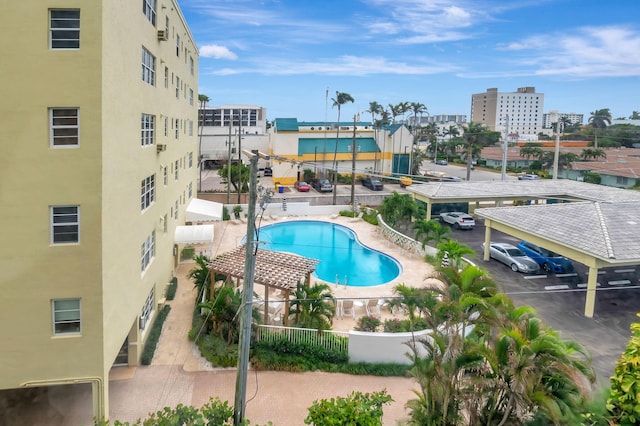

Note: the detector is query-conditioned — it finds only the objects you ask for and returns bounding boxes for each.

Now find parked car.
[518,173,540,180]
[435,159,448,165]
[312,178,333,193]
[263,167,273,177]
[481,242,540,273]
[517,241,574,273]
[439,212,475,229]
[361,177,384,191]
[294,181,310,192]
[441,176,463,182]
[400,176,413,188]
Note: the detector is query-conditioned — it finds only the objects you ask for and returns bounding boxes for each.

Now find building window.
[189,89,194,106]
[164,66,168,88]
[163,166,168,185]
[188,182,193,198]
[142,0,156,26]
[141,47,156,85]
[175,119,179,139]
[188,152,193,168]
[188,120,193,136]
[141,114,155,146]
[141,174,155,211]
[190,56,194,75]
[174,200,178,219]
[50,108,79,147]
[176,34,180,57]
[50,9,80,49]
[617,176,629,185]
[51,206,79,244]
[140,287,155,330]
[141,231,155,272]
[174,160,179,180]
[52,298,81,335]
[175,76,180,99]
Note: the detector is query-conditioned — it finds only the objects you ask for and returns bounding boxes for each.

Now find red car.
[294,181,310,192]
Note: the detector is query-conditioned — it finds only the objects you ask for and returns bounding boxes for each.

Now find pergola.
[208,245,320,325]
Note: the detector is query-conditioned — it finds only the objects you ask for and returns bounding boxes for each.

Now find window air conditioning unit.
[139,316,147,330]
[156,144,166,152]
[157,30,168,41]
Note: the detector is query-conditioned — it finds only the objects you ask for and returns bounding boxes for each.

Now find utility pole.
[227,120,232,204]
[350,114,357,213]
[501,114,509,181]
[233,150,260,425]
[552,121,562,180]
[237,109,243,203]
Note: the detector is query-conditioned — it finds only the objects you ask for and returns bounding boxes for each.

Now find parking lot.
[444,217,640,384]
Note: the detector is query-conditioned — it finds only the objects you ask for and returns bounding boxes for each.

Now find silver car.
[482,242,540,273]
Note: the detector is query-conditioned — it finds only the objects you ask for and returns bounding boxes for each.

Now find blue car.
[517,241,574,273]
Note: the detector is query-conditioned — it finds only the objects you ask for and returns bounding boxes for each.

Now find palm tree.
[188,254,212,300]
[409,102,427,130]
[378,191,419,229]
[412,219,450,249]
[541,151,580,174]
[437,239,474,270]
[461,122,500,180]
[288,281,335,331]
[589,108,611,148]
[410,146,428,175]
[330,91,354,204]
[519,144,545,161]
[366,101,384,127]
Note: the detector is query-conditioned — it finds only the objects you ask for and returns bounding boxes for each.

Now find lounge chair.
[341,300,355,319]
[349,212,364,222]
[365,299,381,317]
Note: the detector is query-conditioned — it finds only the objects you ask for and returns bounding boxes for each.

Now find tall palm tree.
[519,144,545,161]
[410,102,427,130]
[412,219,450,249]
[542,151,580,175]
[330,91,354,204]
[461,122,500,180]
[437,239,474,270]
[366,101,384,127]
[589,108,611,148]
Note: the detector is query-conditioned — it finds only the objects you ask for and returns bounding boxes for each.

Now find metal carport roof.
[406,180,640,317]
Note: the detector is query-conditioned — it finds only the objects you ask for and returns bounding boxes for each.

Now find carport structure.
[407,180,640,317]
[207,245,320,325]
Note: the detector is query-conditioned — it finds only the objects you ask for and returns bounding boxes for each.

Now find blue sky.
[181,0,640,123]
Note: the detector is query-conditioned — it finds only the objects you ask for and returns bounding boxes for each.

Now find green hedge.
[140,305,171,365]
[165,276,178,300]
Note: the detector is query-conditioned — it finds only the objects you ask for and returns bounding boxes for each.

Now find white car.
[482,242,540,273]
[518,174,540,180]
[439,212,475,229]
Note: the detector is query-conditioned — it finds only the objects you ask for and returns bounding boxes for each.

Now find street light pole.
[553,121,562,180]
[501,114,509,181]
[227,121,233,204]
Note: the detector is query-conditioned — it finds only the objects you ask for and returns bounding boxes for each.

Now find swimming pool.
[254,220,401,287]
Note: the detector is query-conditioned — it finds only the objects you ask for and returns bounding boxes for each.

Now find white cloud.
[199,44,238,60]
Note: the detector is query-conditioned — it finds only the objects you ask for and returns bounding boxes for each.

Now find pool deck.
[209,214,438,332]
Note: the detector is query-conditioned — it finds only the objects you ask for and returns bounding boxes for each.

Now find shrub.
[356,316,381,332]
[140,305,171,365]
[180,246,195,260]
[198,334,238,367]
[305,390,393,425]
[165,276,178,300]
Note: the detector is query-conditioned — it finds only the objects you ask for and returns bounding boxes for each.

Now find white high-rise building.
[471,87,544,136]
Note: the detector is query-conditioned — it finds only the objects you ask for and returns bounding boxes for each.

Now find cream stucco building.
[0,0,199,420]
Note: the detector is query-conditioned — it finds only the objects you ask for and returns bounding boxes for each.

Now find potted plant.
[233,205,242,220]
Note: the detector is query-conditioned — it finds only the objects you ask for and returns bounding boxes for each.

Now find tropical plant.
[437,239,474,270]
[607,314,640,425]
[330,91,355,203]
[519,144,545,161]
[366,101,384,127]
[218,162,250,193]
[460,122,500,180]
[541,151,580,174]
[410,146,429,175]
[589,109,612,148]
[305,390,393,425]
[355,316,381,332]
[187,254,211,300]
[413,219,450,249]
[410,102,427,130]
[580,148,607,161]
[288,281,335,331]
[378,191,419,229]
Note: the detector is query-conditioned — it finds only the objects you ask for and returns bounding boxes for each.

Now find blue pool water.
[254,220,401,287]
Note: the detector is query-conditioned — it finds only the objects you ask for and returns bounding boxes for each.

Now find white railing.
[376,214,434,257]
[255,324,349,353]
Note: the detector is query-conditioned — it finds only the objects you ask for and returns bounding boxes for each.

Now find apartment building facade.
[471,87,544,136]
[0,0,198,420]
[543,110,585,128]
